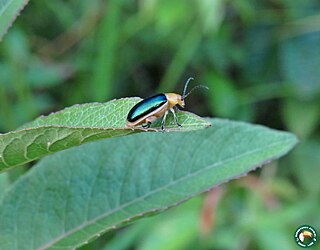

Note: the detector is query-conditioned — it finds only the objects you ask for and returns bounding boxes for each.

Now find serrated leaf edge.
[0,0,30,41]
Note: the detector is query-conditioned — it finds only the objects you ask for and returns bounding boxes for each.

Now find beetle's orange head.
[178,95,185,108]
[166,93,185,108]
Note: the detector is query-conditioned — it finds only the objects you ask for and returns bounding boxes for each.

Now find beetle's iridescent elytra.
[126,77,208,130]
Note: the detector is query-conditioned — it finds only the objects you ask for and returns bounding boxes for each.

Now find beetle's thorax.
[165,93,185,108]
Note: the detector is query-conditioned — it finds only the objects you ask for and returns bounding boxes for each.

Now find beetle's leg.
[170,108,181,127]
[161,110,169,131]
[174,105,181,112]
[142,122,151,128]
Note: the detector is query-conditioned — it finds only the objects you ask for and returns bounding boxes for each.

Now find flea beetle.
[126,77,208,130]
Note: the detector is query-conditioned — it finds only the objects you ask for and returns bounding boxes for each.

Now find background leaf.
[0,0,30,41]
[0,119,297,250]
[280,31,320,100]
[281,98,320,139]
[0,97,210,172]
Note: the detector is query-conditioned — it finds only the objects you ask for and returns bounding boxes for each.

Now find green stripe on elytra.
[127,94,167,122]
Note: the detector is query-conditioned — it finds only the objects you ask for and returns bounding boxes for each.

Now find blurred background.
[0,0,320,249]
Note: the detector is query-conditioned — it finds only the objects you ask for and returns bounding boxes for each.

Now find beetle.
[126,77,208,130]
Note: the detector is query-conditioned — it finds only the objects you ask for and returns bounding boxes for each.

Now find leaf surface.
[0,98,210,172]
[0,0,29,41]
[0,119,297,250]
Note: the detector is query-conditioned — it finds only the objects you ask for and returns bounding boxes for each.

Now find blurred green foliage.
[0,0,319,249]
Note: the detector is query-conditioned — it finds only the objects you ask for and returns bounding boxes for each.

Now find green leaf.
[0,0,30,41]
[0,98,210,172]
[280,31,320,99]
[288,140,320,193]
[282,98,320,139]
[138,210,197,250]
[205,73,239,118]
[0,172,9,201]
[0,119,297,250]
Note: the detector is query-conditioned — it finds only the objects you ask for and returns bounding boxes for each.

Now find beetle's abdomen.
[127,93,167,122]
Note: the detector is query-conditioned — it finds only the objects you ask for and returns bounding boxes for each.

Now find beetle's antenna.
[182,77,194,101]
[183,85,209,99]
